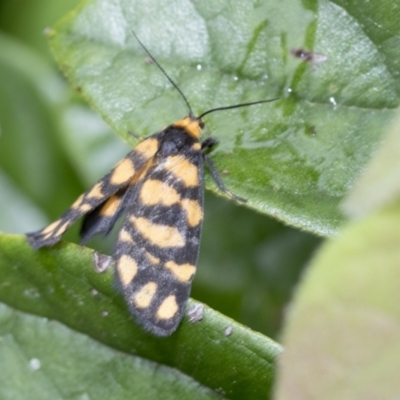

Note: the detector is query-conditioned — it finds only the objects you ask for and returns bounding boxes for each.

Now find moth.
[27,32,276,336]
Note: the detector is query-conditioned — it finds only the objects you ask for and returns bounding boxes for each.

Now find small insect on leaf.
[26,31,277,336]
[93,253,113,273]
[224,326,233,337]
[290,47,327,63]
[187,303,205,323]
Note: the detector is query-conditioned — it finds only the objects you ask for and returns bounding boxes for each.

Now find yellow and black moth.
[27,32,276,336]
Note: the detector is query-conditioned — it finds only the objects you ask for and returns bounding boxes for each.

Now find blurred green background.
[0,0,322,339]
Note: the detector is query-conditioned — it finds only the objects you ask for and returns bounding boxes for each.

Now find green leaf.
[46,0,400,236]
[0,233,282,399]
[0,303,222,400]
[274,201,400,399]
[343,109,400,219]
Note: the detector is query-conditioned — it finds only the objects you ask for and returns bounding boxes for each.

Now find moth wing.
[114,151,204,336]
[27,136,160,249]
[79,188,127,243]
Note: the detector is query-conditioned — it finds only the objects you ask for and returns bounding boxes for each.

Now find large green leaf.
[0,234,282,399]
[0,303,221,400]
[47,0,400,236]
[275,199,400,399]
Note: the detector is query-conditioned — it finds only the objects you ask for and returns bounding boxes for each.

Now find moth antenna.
[131,30,193,116]
[198,98,279,119]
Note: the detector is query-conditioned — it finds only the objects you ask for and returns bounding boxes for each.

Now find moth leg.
[128,130,144,141]
[201,137,218,153]
[202,138,246,203]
